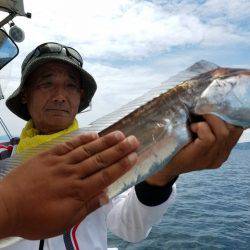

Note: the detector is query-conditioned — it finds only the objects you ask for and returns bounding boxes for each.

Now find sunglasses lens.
[67,47,83,66]
[39,43,62,54]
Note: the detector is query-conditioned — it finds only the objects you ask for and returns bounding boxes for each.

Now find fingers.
[204,114,243,147]
[203,115,229,142]
[49,132,99,155]
[202,114,243,150]
[203,115,230,166]
[65,131,126,164]
[190,119,224,168]
[227,125,244,149]
[76,151,138,199]
[168,114,244,175]
[190,114,243,170]
[191,121,215,150]
[76,135,140,178]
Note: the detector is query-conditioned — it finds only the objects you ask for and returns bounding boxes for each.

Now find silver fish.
[0,64,249,247]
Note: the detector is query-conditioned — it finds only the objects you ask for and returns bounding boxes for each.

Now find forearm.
[145,162,178,187]
[0,182,14,239]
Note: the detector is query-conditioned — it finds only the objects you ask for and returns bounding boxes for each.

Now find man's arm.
[107,115,243,243]
[0,130,140,240]
[107,184,176,243]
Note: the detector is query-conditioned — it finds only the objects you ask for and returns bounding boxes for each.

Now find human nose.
[51,87,67,103]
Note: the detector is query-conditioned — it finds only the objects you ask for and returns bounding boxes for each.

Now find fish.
[0,62,249,247]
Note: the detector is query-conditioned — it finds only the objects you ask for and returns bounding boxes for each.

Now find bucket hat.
[6,42,97,120]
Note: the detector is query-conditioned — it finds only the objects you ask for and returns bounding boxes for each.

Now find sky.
[0,0,249,142]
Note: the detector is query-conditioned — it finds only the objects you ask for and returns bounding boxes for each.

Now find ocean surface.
[108,142,250,249]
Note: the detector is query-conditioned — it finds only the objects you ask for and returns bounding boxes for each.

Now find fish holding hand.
[147,69,248,187]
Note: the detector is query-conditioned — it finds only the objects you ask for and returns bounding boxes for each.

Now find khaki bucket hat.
[6,42,97,120]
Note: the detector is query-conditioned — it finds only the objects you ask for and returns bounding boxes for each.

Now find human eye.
[35,81,53,90]
[66,82,80,91]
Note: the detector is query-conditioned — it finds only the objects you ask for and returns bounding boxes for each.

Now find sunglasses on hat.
[22,42,83,70]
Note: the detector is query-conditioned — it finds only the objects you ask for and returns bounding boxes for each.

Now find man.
[1,42,243,249]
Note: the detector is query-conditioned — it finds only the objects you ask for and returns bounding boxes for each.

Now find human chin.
[45,113,73,130]
[44,118,73,132]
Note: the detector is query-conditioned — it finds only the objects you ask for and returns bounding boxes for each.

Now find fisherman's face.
[23,61,83,134]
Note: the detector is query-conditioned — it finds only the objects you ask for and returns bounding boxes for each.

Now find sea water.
[108,143,250,249]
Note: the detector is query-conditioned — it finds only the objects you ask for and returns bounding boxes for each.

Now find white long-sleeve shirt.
[2,184,176,250]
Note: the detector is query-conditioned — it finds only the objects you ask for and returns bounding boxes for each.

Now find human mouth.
[46,109,69,115]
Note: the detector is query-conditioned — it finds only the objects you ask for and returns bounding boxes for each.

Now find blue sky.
[0,0,249,141]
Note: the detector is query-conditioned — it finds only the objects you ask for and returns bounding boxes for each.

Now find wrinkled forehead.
[27,60,81,84]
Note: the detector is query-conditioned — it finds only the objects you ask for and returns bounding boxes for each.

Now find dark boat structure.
[0,0,30,27]
[0,0,30,154]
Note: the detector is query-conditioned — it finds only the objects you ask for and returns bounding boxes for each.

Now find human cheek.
[32,93,51,115]
[69,95,81,114]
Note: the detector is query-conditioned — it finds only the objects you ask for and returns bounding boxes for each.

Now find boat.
[0,0,30,157]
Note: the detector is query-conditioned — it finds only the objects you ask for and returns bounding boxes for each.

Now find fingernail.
[127,135,137,146]
[114,131,124,141]
[127,152,138,164]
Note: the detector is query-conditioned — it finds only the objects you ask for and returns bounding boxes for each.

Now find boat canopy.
[0,0,26,16]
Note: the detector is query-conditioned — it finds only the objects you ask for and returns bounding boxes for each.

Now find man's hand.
[146,114,243,186]
[0,130,139,240]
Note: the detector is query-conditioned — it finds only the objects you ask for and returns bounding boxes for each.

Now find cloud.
[0,0,249,142]
[196,0,250,22]
[12,0,249,61]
